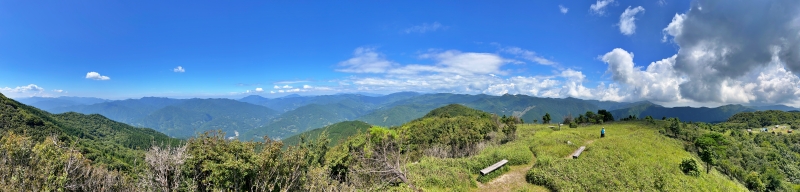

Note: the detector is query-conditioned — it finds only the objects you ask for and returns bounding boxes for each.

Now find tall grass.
[406,136,534,191]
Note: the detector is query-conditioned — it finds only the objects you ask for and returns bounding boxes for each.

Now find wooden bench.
[571,146,586,159]
[479,159,509,175]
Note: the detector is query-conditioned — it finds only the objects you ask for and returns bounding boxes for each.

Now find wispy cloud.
[559,5,569,14]
[273,80,310,85]
[173,66,185,73]
[618,6,645,36]
[335,47,396,73]
[500,46,558,66]
[85,72,110,80]
[589,0,615,15]
[403,22,444,34]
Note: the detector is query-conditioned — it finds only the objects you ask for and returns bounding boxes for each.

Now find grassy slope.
[404,122,746,191]
[524,122,746,191]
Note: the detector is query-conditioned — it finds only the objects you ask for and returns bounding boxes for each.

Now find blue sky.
[2,0,800,107]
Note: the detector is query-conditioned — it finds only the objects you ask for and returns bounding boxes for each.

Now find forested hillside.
[0,93,180,171]
[49,97,184,124]
[243,102,372,140]
[137,98,279,138]
[16,96,109,111]
[281,120,372,147]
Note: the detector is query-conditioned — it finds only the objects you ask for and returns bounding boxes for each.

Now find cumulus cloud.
[0,84,44,93]
[53,89,65,93]
[559,5,569,14]
[403,22,444,34]
[590,0,615,15]
[282,85,292,89]
[600,48,684,102]
[173,66,185,73]
[618,6,645,35]
[86,72,110,80]
[273,85,280,89]
[303,85,312,89]
[660,0,800,103]
[255,88,263,92]
[336,47,396,73]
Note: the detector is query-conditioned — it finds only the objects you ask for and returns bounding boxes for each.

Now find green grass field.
[404,122,748,191]
[523,122,747,191]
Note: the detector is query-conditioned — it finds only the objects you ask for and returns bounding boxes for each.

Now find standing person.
[601,127,605,138]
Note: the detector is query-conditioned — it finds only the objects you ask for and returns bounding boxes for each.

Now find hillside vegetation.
[0,93,180,171]
[8,92,800,191]
[281,120,372,147]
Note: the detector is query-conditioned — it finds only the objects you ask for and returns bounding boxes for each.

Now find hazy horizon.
[3,1,800,108]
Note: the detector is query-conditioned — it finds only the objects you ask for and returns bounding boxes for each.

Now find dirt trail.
[475,155,551,192]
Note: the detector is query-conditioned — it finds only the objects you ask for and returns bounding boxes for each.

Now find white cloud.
[600,48,684,102]
[662,14,685,42]
[336,47,396,73]
[255,88,263,92]
[303,85,312,89]
[270,91,276,94]
[618,6,645,36]
[590,0,615,15]
[173,66,185,73]
[273,85,280,89]
[53,89,64,93]
[286,88,302,93]
[0,84,49,98]
[282,85,292,89]
[278,90,285,93]
[501,47,558,66]
[559,5,569,14]
[0,84,44,93]
[662,0,800,103]
[389,50,509,75]
[86,72,110,80]
[403,22,444,34]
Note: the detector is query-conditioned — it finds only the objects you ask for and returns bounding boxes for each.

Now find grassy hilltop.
[400,122,746,191]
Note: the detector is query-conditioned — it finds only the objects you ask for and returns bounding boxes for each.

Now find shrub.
[569,122,578,128]
[745,172,766,192]
[680,158,700,176]
[525,169,559,191]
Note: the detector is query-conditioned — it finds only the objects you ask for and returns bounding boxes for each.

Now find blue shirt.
[601,129,605,134]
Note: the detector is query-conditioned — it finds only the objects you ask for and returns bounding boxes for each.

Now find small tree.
[542,113,551,124]
[695,133,727,174]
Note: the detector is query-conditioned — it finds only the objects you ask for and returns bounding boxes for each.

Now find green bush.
[745,172,766,192]
[569,122,578,128]
[680,158,700,176]
[525,169,559,191]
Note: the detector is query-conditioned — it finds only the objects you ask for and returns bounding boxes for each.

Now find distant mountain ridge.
[22,92,800,141]
[611,102,758,123]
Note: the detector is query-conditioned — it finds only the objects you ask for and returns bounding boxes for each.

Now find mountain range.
[17,93,800,140]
